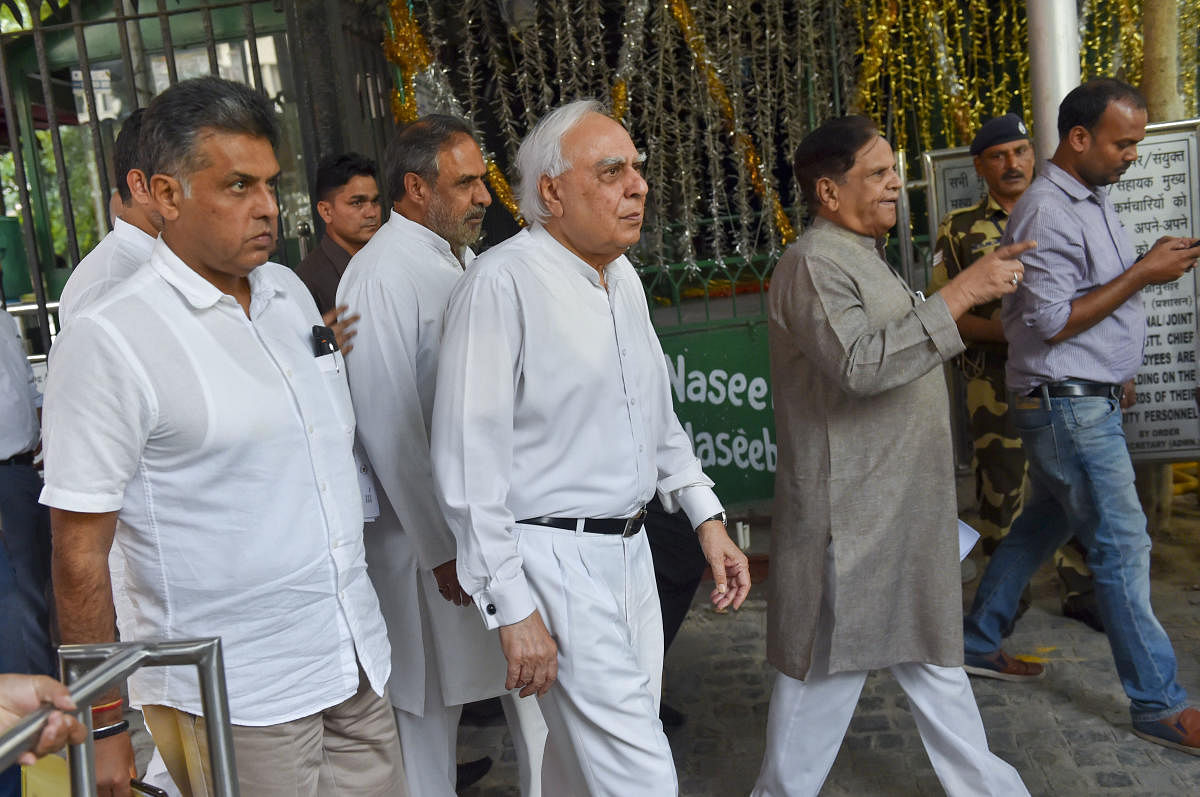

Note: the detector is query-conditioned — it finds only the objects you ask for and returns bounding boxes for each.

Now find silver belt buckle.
[622,506,647,537]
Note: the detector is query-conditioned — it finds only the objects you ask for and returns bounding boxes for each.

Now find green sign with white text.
[659,320,776,508]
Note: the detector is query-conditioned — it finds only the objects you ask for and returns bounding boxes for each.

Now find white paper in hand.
[958,519,981,562]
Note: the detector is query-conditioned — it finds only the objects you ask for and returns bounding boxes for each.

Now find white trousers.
[394,670,546,796]
[517,524,674,797]
[752,547,1028,797]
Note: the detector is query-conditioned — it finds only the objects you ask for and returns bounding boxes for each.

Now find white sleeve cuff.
[673,485,724,530]
[473,574,538,630]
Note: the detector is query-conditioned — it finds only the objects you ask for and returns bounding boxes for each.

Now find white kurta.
[431,224,723,631]
[336,213,508,714]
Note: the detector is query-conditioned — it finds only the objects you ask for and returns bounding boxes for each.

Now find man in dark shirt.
[296,152,381,314]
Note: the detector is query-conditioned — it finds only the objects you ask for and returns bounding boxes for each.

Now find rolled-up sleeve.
[39,318,156,512]
[1002,203,1082,342]
[431,269,536,630]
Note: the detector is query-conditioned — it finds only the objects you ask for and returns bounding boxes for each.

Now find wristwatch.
[697,511,727,531]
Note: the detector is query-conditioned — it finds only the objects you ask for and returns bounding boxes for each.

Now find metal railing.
[0,638,238,796]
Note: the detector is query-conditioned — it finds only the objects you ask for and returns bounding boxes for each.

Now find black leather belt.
[1028,380,1123,400]
[518,507,647,537]
[0,451,34,467]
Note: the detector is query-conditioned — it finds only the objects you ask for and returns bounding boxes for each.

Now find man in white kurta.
[431,100,751,796]
[338,116,544,796]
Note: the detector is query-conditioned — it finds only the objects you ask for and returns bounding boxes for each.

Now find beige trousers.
[143,669,407,797]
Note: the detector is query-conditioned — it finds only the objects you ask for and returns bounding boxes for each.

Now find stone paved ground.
[460,496,1200,796]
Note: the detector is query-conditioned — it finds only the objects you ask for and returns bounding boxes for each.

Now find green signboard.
[658,320,776,508]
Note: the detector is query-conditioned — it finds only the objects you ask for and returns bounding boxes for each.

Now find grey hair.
[384,114,477,204]
[141,76,279,187]
[515,99,604,224]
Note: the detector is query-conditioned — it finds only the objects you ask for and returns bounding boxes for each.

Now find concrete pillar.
[1026,0,1080,160]
[1143,0,1184,123]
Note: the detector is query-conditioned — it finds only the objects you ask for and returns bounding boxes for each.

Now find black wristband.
[93,719,130,740]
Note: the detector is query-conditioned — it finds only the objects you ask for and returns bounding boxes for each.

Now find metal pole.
[895,148,916,289]
[1026,0,1080,161]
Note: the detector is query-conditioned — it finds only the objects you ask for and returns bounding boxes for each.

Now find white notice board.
[1116,120,1200,462]
[922,146,986,243]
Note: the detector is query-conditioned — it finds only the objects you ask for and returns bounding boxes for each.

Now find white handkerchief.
[958,519,981,562]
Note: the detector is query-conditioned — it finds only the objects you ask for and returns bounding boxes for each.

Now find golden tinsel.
[853,0,1034,154]
[384,0,434,124]
[611,79,629,124]
[485,159,524,227]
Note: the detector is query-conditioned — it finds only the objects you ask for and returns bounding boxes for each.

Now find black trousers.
[643,496,707,651]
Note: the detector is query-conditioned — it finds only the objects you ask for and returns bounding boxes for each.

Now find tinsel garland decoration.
[485,160,523,225]
[383,0,432,123]
[610,0,652,125]
[383,0,523,222]
[666,0,795,244]
[852,0,1033,153]
[852,0,896,114]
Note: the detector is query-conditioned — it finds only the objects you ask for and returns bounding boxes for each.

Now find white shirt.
[431,224,722,629]
[57,217,157,326]
[337,213,511,710]
[40,238,391,725]
[337,214,469,570]
[0,312,40,459]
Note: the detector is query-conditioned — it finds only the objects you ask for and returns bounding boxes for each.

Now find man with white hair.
[431,100,751,794]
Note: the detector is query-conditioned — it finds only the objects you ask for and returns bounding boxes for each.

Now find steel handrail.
[0,638,239,796]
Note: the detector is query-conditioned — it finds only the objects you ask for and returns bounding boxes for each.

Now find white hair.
[515,99,605,224]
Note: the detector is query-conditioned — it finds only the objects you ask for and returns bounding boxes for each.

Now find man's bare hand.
[1132,237,1200,286]
[0,674,87,765]
[432,559,471,606]
[940,240,1037,319]
[498,609,557,698]
[697,519,751,611]
[94,732,137,797]
[1121,379,1136,409]
[321,304,360,357]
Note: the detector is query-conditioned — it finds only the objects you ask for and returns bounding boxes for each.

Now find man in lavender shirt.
[962,78,1200,755]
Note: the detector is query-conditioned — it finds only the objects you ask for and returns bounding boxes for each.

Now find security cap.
[970,113,1029,156]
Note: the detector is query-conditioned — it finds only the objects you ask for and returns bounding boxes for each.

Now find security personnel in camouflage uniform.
[931,114,1100,631]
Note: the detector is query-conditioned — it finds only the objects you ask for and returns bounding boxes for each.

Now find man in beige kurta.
[752,115,1031,797]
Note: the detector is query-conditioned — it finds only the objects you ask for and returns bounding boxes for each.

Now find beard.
[427,198,486,255]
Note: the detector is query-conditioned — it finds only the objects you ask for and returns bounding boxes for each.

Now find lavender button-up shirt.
[1001,160,1144,394]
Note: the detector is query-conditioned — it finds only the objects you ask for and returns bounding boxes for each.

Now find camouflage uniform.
[932,195,1093,603]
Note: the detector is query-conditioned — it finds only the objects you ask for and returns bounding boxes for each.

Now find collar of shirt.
[529,223,618,288]
[1041,159,1107,205]
[810,215,880,254]
[980,192,1010,223]
[112,216,159,252]
[149,238,286,317]
[386,212,472,271]
[318,232,352,276]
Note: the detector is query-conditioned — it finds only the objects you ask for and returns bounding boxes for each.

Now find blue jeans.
[0,462,54,796]
[963,393,1188,722]
[0,462,54,677]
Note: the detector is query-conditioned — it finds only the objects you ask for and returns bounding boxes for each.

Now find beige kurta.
[766,217,967,679]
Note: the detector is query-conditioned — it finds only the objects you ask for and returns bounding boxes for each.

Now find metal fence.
[0,0,397,355]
